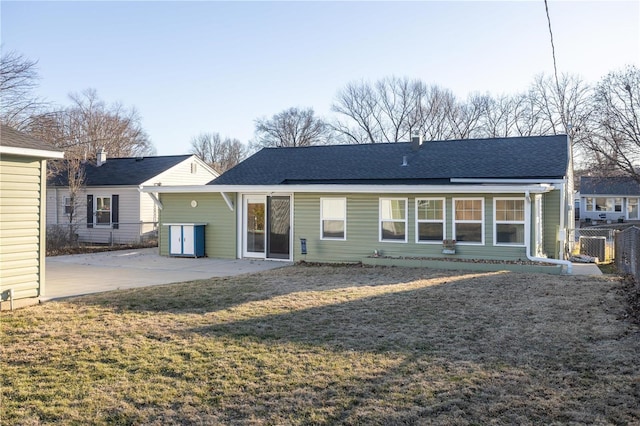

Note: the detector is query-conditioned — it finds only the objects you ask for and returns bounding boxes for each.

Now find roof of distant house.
[580,176,640,196]
[1,124,64,158]
[210,135,569,186]
[48,155,195,186]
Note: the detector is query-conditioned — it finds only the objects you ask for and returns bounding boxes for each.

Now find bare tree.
[584,66,640,183]
[254,107,330,148]
[48,157,86,243]
[190,132,246,173]
[27,89,154,159]
[0,50,46,130]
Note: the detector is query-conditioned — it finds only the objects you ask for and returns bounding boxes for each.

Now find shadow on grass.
[70,264,459,313]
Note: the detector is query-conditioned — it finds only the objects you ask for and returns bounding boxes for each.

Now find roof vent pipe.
[411,134,423,151]
[97,148,107,167]
[401,155,408,166]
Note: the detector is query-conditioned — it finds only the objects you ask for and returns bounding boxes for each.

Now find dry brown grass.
[2,265,639,425]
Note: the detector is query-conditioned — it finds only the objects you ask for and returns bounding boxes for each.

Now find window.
[453,198,484,244]
[629,198,639,220]
[380,198,407,242]
[95,196,111,226]
[416,198,445,243]
[586,197,623,212]
[321,198,346,240]
[63,196,73,215]
[494,198,525,246]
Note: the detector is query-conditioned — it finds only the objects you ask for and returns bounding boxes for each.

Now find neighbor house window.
[494,198,525,246]
[629,198,639,220]
[321,198,346,240]
[95,196,111,226]
[380,198,407,242]
[416,198,445,243]
[63,196,73,215]
[453,198,484,244]
[586,197,623,212]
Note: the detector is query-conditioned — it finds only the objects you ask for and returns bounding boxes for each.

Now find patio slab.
[43,248,290,300]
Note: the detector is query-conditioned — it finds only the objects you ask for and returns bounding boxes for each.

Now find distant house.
[579,176,640,222]
[47,152,218,244]
[141,135,575,271]
[1,125,64,308]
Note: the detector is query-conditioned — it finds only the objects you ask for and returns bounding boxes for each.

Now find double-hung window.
[379,198,407,242]
[95,196,111,226]
[321,198,346,240]
[586,197,623,212]
[63,196,73,215]
[416,198,445,243]
[494,198,525,246]
[453,198,484,244]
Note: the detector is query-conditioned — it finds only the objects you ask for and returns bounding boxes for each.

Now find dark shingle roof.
[581,176,640,196]
[49,155,193,186]
[1,124,63,154]
[210,135,569,185]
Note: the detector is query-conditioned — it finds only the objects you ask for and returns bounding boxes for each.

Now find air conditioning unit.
[579,236,606,263]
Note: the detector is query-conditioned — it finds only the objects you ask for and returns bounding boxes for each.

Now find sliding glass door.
[243,195,291,260]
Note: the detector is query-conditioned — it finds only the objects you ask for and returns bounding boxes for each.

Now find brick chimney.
[411,134,423,151]
[97,148,107,167]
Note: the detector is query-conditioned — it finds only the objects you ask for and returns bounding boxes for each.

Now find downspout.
[525,190,573,274]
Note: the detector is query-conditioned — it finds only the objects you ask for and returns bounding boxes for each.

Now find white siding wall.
[144,157,218,186]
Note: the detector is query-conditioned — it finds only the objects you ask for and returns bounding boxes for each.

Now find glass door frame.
[241,193,293,261]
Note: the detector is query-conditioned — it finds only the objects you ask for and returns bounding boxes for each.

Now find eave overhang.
[140,183,556,195]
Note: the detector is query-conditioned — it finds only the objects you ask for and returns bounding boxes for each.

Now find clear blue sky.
[2,1,639,155]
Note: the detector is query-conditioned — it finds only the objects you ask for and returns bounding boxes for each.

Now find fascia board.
[139,183,555,194]
[1,146,65,159]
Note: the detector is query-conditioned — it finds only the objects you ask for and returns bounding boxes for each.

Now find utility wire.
[544,0,567,131]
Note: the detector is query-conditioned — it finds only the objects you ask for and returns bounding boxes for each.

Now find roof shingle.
[211,135,569,185]
[49,155,194,186]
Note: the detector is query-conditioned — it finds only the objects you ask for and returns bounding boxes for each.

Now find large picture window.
[321,198,346,240]
[379,198,407,242]
[416,198,445,243]
[453,198,484,244]
[494,198,525,246]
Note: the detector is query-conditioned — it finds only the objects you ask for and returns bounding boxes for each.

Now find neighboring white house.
[579,176,640,223]
[47,153,218,244]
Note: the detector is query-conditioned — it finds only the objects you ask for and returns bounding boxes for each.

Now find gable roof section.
[581,176,640,196]
[49,155,194,186]
[0,124,64,159]
[210,135,569,186]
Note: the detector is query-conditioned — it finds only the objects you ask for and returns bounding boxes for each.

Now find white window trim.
[452,197,484,245]
[379,197,408,243]
[320,197,347,241]
[94,195,112,228]
[63,196,73,216]
[493,197,527,247]
[415,197,446,244]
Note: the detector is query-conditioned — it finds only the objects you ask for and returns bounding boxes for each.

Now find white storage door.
[182,225,195,255]
[170,225,183,255]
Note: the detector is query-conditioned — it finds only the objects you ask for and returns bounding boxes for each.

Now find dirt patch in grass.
[2,266,639,425]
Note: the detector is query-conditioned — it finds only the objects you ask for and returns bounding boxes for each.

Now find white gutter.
[524,190,573,274]
[0,145,65,159]
[140,183,556,195]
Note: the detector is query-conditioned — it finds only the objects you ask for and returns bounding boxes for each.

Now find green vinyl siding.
[293,193,529,263]
[0,156,44,301]
[543,189,561,259]
[159,193,236,258]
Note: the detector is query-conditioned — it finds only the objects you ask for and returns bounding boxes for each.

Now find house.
[140,135,575,272]
[47,152,218,244]
[579,176,640,223]
[1,124,64,308]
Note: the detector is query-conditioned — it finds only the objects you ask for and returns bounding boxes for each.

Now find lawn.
[1,265,639,425]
